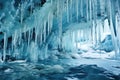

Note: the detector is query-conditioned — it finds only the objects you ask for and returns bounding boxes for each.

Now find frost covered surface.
[0,59,120,80]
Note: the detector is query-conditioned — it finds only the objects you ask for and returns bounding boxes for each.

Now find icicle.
[99,0,105,16]
[108,0,119,58]
[20,4,23,24]
[76,0,79,22]
[95,21,97,44]
[89,0,92,21]
[57,0,60,17]
[44,44,48,59]
[3,33,7,62]
[66,0,69,23]
[80,0,83,17]
[44,21,46,43]
[12,31,17,52]
[90,27,92,42]
[11,34,14,53]
[92,21,97,45]
[116,13,120,55]
[51,0,53,4]
[30,28,34,41]
[28,29,31,46]
[91,0,98,45]
[50,12,53,33]
[48,12,53,34]
[35,28,38,44]
[86,0,89,21]
[97,21,101,43]
[57,0,63,51]
[40,28,43,45]
[70,0,73,22]
[18,29,22,46]
[48,13,50,36]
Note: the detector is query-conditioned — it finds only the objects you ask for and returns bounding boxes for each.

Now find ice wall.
[0,0,120,62]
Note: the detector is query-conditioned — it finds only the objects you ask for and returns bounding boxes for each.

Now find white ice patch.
[81,51,115,59]
[4,68,13,73]
[39,65,64,74]
[65,77,79,80]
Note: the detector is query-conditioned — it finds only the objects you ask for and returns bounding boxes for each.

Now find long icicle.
[66,0,69,23]
[108,0,118,58]
[3,33,7,62]
[76,0,79,22]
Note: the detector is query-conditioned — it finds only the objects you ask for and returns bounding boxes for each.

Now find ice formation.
[0,0,120,79]
[0,0,119,62]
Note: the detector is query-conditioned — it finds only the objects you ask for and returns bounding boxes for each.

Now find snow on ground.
[63,42,120,75]
[60,58,120,75]
[81,51,115,59]
[75,42,115,59]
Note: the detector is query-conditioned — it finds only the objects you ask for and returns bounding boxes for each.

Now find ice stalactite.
[86,0,89,21]
[89,0,92,21]
[70,0,73,22]
[48,11,53,35]
[80,0,83,17]
[0,0,55,62]
[44,20,46,43]
[57,0,63,51]
[40,28,43,45]
[76,0,78,22]
[107,0,119,58]
[116,13,120,54]
[35,28,38,44]
[50,12,53,33]
[66,0,69,23]
[97,21,101,43]
[1,0,120,61]
[12,31,18,56]
[18,29,22,46]
[116,0,120,55]
[92,0,97,45]
[48,13,50,36]
[28,29,31,46]
[3,33,7,61]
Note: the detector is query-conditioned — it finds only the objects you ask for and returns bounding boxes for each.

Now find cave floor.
[0,58,120,80]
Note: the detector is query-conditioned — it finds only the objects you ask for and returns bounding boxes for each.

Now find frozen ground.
[1,41,119,80]
[0,35,119,80]
[0,57,120,80]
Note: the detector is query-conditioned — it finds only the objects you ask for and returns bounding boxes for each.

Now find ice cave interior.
[0,0,120,80]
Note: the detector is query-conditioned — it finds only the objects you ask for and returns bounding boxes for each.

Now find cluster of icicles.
[0,0,120,62]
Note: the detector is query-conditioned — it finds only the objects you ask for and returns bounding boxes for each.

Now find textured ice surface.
[0,0,120,62]
[0,0,120,80]
[0,59,120,80]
